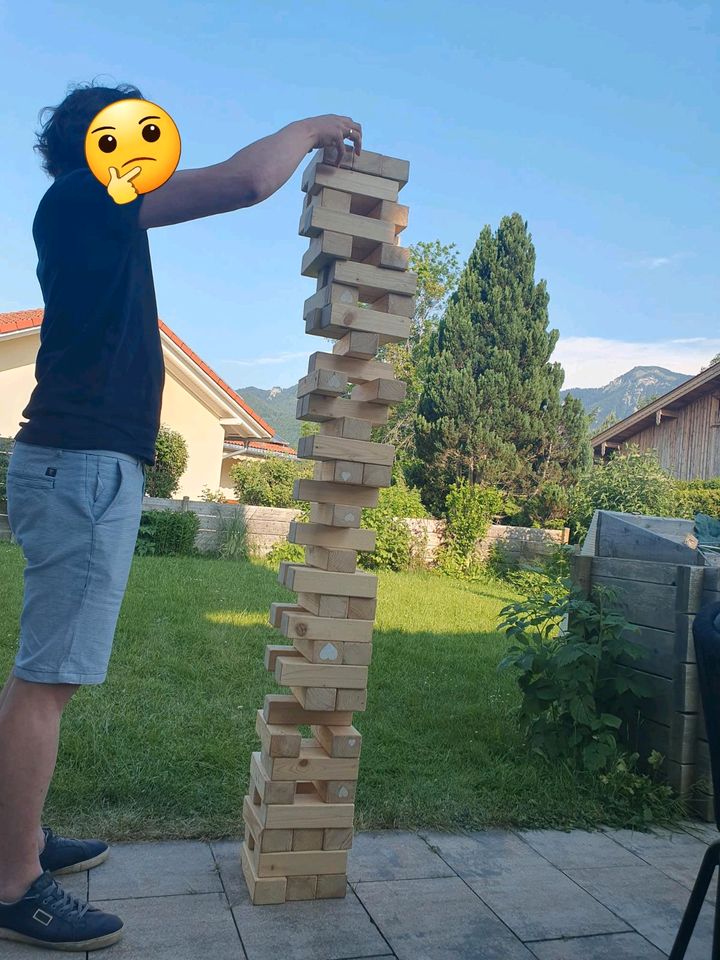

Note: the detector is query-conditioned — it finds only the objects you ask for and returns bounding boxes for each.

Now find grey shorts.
[7,441,145,685]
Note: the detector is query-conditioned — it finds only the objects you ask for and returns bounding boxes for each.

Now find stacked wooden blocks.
[241,146,415,904]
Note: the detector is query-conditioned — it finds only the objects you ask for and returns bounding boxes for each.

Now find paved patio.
[6,823,718,959]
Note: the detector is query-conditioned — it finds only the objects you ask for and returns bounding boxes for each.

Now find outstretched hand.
[107,166,142,205]
[308,115,362,164]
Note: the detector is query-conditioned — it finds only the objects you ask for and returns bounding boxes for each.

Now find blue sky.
[2,0,718,391]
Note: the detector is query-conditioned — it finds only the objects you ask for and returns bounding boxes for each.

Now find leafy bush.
[215,508,248,561]
[144,425,189,499]
[439,480,504,579]
[360,476,428,572]
[230,457,312,508]
[201,486,228,503]
[0,437,12,501]
[674,479,720,520]
[509,483,570,528]
[135,510,199,556]
[264,539,305,568]
[499,585,657,771]
[568,447,675,541]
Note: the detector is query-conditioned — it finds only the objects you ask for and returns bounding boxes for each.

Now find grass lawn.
[0,542,680,839]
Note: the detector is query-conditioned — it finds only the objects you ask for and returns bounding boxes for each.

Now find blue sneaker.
[40,827,109,876]
[0,871,123,951]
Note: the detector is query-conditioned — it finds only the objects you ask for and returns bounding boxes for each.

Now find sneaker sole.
[52,848,110,876]
[0,924,123,952]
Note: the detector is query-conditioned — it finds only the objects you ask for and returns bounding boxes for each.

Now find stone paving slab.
[423,830,627,941]
[95,892,242,960]
[348,831,455,883]
[90,841,222,900]
[602,826,716,892]
[528,931,667,959]
[517,828,640,870]
[211,839,247,907]
[678,820,719,845]
[355,876,534,959]
[568,862,714,959]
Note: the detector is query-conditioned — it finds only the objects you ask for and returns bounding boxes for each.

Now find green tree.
[144,425,188,499]
[415,214,577,508]
[230,456,312,507]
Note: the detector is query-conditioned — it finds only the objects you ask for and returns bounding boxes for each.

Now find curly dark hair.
[34,80,145,179]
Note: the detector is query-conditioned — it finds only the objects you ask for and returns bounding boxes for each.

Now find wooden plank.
[304,544,358,573]
[285,875,318,901]
[293,636,372,666]
[302,163,399,203]
[362,463,393,488]
[320,417,373,441]
[241,843,287,905]
[297,394,389,425]
[253,848,348,879]
[297,591,351,617]
[263,694,353,728]
[292,829,325,851]
[335,688,368,711]
[363,242,410,272]
[258,790,355,830]
[255,709,301,758]
[301,231,352,278]
[250,752,296,805]
[299,434,395,467]
[288,521,376,552]
[308,504,360,528]
[304,282,358,320]
[314,460,364,486]
[243,796,294,852]
[370,291,415,317]
[591,556,685,586]
[269,602,302,629]
[347,597,377,621]
[308,351,392,384]
[305,186,352,212]
[300,204,397,245]
[280,564,378,598]
[297,368,348,399]
[592,575,676,631]
[280,609,374,643]
[308,302,411,343]
[329,260,417,299]
[312,724,362,758]
[261,739,361,781]
[314,147,410,186]
[351,378,407,405]
[676,565,705,613]
[323,828,354,851]
[295,478,379,508]
[264,644,303,672]
[332,331,380,359]
[596,512,699,565]
[275,657,369,690]
[316,873,348,898]
[313,779,357,803]
[291,684,337,711]
[618,625,675,678]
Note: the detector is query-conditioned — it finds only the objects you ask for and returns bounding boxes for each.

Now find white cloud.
[633,252,691,270]
[221,351,310,367]
[554,335,720,390]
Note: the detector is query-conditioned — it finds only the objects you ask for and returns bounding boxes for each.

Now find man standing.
[0,80,361,951]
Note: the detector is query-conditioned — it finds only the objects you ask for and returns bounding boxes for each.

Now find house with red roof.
[0,310,296,499]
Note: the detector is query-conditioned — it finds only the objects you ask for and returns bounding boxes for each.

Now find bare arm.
[138,115,362,229]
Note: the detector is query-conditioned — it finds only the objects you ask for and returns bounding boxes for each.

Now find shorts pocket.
[8,473,56,490]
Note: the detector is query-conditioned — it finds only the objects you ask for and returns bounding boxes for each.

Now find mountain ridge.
[562,365,691,430]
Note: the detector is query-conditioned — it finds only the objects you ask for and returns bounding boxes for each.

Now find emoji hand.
[107,166,142,204]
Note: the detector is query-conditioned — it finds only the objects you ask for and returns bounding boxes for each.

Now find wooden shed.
[591,362,720,480]
[572,510,717,819]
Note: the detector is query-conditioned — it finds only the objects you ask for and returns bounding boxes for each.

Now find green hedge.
[674,480,720,520]
[135,510,199,557]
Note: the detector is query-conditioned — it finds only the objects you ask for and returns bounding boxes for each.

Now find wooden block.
[304,282,358,322]
[342,641,373,665]
[288,521,376,552]
[292,829,325,851]
[285,875,318,901]
[347,597,378,620]
[308,351,392,384]
[305,185,352,212]
[255,709,302,758]
[297,368,348,399]
[264,644,303,672]
[259,796,355,832]
[297,394,389,425]
[281,609,374,643]
[269,602,302,629]
[308,503,361,529]
[261,740,361,781]
[301,231,353,277]
[363,242,410,272]
[316,873,348,898]
[333,331,380,359]
[295,478,378,508]
[291,684,338,711]
[315,460,364,486]
[336,688,368,711]
[308,302,411,343]
[281,565,378,598]
[241,843,287,905]
[297,590,351,617]
[294,636,343,664]
[352,378,407,405]
[362,463,393,487]
[371,291,415,317]
[330,260,417,299]
[250,752,296,805]
[323,828,354,851]
[300,203,397,245]
[254,848,348,879]
[314,147,410,187]
[320,417,372,441]
[312,724,362,758]
[368,198,410,227]
[314,779,357,803]
[263,694,353,728]
[276,657,369,690]
[302,163,399,204]
[299,434,395,466]
[304,544,358,573]
[243,796,294,852]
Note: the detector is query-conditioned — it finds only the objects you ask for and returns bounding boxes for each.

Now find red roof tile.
[226,438,297,456]
[0,309,274,437]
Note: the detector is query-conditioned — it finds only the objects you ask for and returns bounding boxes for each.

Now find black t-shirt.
[17,167,165,464]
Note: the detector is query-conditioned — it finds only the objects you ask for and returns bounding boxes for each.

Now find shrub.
[144,425,189,499]
[360,475,428,572]
[510,483,570,528]
[264,540,305,567]
[439,480,504,579]
[674,479,720,520]
[499,584,658,771]
[567,447,675,542]
[215,507,248,561]
[201,486,228,503]
[135,510,199,556]
[0,437,11,501]
[230,457,312,508]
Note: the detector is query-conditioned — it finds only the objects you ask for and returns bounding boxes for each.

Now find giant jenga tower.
[240,146,414,904]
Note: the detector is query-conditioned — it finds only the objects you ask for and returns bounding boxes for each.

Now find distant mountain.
[562,366,691,431]
[236,385,300,446]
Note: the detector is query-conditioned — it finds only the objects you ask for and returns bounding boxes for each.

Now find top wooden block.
[314,147,410,187]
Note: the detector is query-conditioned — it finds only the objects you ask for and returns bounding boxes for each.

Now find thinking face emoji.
[85,99,181,204]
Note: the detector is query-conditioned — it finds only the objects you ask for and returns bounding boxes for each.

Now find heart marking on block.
[338,786,350,799]
[319,643,339,661]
